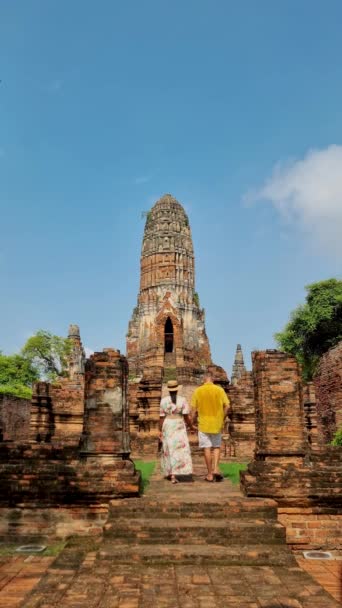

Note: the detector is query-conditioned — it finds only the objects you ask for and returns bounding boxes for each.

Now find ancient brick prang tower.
[127,194,212,379]
[231,344,246,386]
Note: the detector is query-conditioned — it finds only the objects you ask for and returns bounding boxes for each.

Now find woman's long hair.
[169,391,178,404]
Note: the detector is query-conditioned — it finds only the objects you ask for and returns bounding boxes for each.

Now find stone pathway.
[0,555,55,608]
[296,556,342,605]
[0,461,340,607]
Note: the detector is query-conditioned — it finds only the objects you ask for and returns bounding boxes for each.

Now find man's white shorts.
[198,431,222,449]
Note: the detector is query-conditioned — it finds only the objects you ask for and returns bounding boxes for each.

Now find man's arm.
[192,409,198,427]
[222,389,231,420]
[190,390,198,429]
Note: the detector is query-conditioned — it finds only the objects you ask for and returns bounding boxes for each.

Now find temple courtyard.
[0,196,341,606]
[0,459,340,608]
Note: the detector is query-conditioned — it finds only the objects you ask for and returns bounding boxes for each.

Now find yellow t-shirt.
[191,382,230,434]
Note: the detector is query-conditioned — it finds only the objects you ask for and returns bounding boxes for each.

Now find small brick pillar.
[241,350,309,500]
[129,366,163,454]
[81,349,131,461]
[252,350,307,460]
[228,371,255,461]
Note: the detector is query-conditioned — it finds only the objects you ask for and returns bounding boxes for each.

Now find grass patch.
[219,462,247,484]
[133,460,156,493]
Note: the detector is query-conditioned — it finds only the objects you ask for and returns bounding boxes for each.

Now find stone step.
[108,497,278,520]
[99,542,295,566]
[104,517,286,545]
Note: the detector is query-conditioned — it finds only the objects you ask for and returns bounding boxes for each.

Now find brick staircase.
[99,464,295,567]
[17,462,340,607]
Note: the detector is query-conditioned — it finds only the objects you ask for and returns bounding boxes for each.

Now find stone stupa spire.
[126,194,212,376]
[231,344,246,385]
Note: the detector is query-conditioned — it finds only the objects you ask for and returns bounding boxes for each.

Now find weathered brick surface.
[252,350,307,457]
[81,348,131,457]
[314,340,342,443]
[129,367,162,453]
[241,350,342,515]
[0,462,340,607]
[0,330,140,539]
[29,326,85,446]
[126,195,212,377]
[228,371,255,460]
[0,504,108,539]
[278,507,342,550]
[0,394,30,441]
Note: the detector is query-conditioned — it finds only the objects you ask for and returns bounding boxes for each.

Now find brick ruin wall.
[0,344,140,540]
[1,338,341,547]
[314,340,342,444]
[227,371,255,461]
[240,350,342,551]
[0,394,30,441]
[129,367,163,454]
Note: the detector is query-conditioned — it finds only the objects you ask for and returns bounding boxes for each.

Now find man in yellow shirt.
[191,371,230,482]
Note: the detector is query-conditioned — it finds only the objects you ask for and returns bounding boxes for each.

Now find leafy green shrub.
[331,428,342,447]
[275,278,342,380]
[0,384,32,399]
[219,462,247,484]
[0,353,38,398]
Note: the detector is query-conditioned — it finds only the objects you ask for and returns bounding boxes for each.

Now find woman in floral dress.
[159,380,194,483]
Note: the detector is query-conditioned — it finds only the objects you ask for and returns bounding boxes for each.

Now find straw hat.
[167,380,180,392]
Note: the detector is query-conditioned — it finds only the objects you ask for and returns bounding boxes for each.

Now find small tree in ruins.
[21,330,72,382]
[275,278,342,380]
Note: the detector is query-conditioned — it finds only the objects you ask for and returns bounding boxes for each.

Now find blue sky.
[1,1,341,374]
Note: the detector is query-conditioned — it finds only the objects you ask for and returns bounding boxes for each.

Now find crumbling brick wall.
[314,341,342,443]
[252,350,306,457]
[241,350,342,550]
[0,394,30,441]
[228,371,255,460]
[0,329,141,539]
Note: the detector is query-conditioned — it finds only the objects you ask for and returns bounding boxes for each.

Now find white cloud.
[245,145,342,257]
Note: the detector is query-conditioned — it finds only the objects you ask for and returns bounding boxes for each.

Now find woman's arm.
[184,414,196,431]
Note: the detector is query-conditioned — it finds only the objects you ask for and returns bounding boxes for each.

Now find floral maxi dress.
[160,395,193,477]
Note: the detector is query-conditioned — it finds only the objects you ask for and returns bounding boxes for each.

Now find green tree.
[275,278,342,380]
[21,330,71,381]
[0,352,39,398]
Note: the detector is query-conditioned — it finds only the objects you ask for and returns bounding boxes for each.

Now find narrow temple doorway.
[164,317,174,353]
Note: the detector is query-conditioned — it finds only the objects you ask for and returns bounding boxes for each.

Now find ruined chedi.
[231,344,247,386]
[127,194,212,380]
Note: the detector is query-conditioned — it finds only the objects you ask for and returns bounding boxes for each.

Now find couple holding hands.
[159,371,230,484]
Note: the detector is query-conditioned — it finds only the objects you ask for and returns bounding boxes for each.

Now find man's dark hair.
[204,369,213,381]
